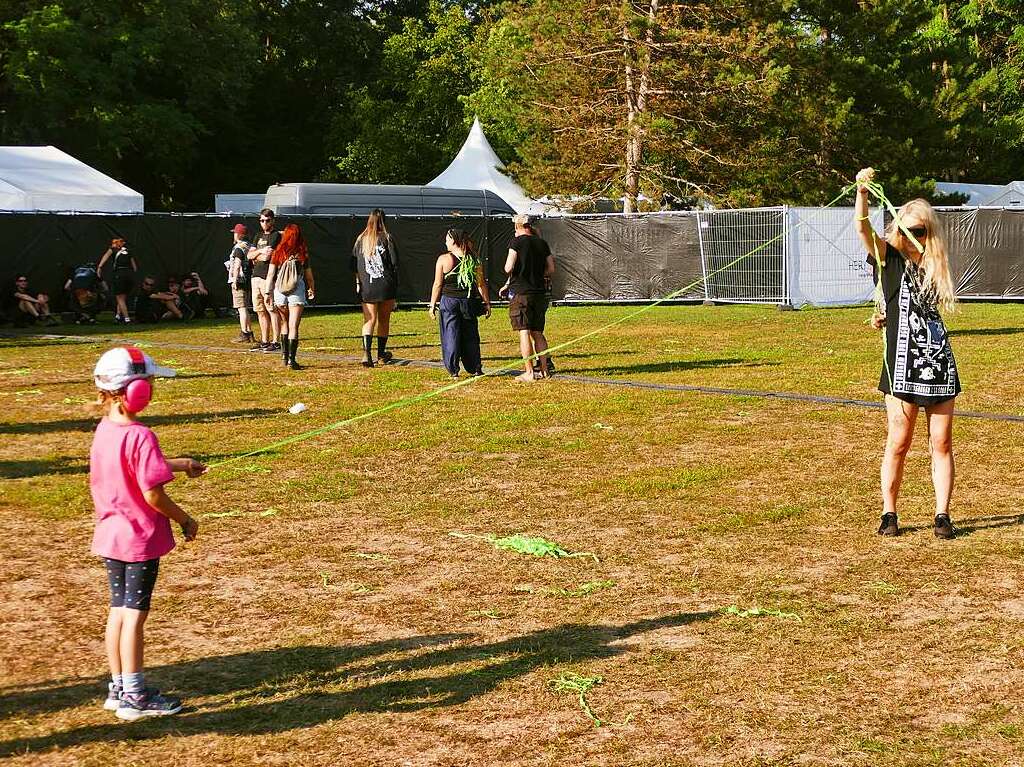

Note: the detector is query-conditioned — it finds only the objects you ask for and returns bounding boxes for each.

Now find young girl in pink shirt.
[90,346,205,720]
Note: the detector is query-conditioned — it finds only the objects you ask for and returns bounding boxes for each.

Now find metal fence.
[696,208,788,304]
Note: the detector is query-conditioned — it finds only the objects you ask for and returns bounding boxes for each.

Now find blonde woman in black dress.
[854,167,960,539]
[351,209,399,367]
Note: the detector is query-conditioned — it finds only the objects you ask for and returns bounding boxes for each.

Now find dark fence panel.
[0,213,518,311]
[3,209,1020,315]
[536,214,702,300]
[939,208,1024,298]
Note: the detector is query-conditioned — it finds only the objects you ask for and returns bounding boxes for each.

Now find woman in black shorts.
[98,238,138,324]
[854,167,960,540]
[351,209,399,367]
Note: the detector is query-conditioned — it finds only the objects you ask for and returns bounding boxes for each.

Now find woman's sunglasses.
[906,226,928,238]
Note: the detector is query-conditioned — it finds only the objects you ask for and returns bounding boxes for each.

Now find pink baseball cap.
[230,223,248,235]
[94,347,176,392]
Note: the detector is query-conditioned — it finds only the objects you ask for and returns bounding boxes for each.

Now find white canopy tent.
[0,146,143,213]
[427,118,546,214]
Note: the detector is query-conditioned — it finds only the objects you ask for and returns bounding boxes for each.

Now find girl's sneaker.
[103,682,122,711]
[116,688,183,720]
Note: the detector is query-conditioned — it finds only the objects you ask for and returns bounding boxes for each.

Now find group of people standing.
[226,209,556,381]
[227,208,315,370]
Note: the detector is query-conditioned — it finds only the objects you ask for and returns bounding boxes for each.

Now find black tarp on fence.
[1,207,1021,312]
[940,208,1024,298]
[0,213,515,311]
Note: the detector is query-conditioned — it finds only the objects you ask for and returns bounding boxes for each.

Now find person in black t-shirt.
[854,167,959,541]
[248,208,283,352]
[10,275,59,326]
[351,209,400,366]
[97,238,137,324]
[181,273,210,319]
[134,275,182,323]
[504,214,555,382]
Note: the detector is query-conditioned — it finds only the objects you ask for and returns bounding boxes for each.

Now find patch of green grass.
[611,466,728,497]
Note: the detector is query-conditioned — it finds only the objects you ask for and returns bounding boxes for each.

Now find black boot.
[289,339,302,370]
[377,335,393,364]
[361,335,374,367]
[281,334,290,366]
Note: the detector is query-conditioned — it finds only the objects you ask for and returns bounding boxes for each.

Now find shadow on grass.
[0,611,714,753]
[954,513,1024,538]
[898,513,1024,537]
[1,372,238,389]
[0,456,89,479]
[0,408,281,436]
[574,358,780,376]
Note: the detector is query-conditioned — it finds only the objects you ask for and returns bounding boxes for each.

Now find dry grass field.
[2,302,1024,766]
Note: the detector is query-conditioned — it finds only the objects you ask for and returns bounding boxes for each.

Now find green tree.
[1,0,260,209]
[329,0,481,185]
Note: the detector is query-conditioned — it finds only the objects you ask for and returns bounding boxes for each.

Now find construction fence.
[1,207,1021,312]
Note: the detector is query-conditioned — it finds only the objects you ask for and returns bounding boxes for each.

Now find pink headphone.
[122,347,153,413]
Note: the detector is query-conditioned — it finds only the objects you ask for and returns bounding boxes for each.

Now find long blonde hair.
[884,198,956,314]
[357,209,391,260]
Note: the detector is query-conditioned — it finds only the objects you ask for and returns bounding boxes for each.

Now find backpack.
[276,256,300,293]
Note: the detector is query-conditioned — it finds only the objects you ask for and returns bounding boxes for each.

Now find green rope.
[207,183,861,471]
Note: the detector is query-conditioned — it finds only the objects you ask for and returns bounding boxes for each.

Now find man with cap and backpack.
[226,224,255,343]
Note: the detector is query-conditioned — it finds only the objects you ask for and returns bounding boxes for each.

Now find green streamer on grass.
[548,673,633,727]
[722,604,802,622]
[449,531,599,562]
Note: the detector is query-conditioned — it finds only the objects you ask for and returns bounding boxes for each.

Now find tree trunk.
[622,0,658,214]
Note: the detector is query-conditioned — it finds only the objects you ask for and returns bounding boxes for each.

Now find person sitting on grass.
[134,276,183,323]
[90,346,204,719]
[10,274,59,326]
[181,272,211,319]
[854,167,961,540]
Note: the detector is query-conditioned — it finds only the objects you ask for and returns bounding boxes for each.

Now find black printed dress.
[869,244,961,406]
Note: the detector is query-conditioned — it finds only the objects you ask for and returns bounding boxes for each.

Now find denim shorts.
[274,276,307,307]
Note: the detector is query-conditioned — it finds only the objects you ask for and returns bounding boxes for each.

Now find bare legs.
[882,395,955,518]
[288,304,303,338]
[270,309,281,343]
[115,293,130,320]
[105,607,148,677]
[360,300,394,364]
[925,398,955,517]
[237,307,251,335]
[360,300,395,336]
[255,309,270,343]
[515,329,551,382]
[360,302,378,338]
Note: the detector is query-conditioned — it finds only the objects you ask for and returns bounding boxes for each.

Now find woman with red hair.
[265,224,316,370]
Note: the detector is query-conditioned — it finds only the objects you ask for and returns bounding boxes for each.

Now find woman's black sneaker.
[934,514,954,539]
[378,351,394,365]
[877,513,899,536]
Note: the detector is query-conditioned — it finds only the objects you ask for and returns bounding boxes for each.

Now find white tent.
[982,181,1024,208]
[0,146,143,213]
[427,118,544,214]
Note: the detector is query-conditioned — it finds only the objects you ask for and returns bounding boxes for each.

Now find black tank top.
[440,254,480,298]
[113,248,132,271]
